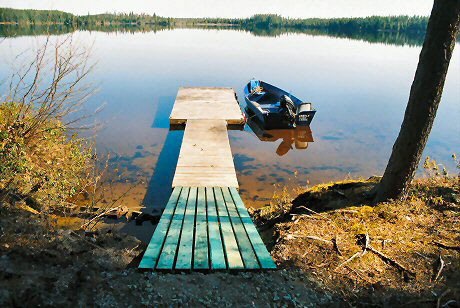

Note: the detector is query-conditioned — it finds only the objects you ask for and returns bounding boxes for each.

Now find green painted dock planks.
[193,187,209,269]
[175,187,197,269]
[138,187,182,269]
[206,187,226,270]
[139,187,276,271]
[139,87,275,271]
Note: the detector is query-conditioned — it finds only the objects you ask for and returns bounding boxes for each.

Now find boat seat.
[251,92,266,101]
[263,103,281,112]
[264,103,280,109]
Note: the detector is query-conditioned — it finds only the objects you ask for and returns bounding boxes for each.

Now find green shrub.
[0,101,93,211]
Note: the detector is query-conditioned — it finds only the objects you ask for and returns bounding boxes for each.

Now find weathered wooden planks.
[169,87,245,125]
[139,187,276,271]
[222,188,259,269]
[141,86,273,271]
[230,187,277,269]
[175,187,197,270]
[156,187,190,270]
[194,187,209,269]
[214,187,244,269]
[206,187,226,270]
[138,187,182,269]
[170,87,244,188]
[172,119,238,188]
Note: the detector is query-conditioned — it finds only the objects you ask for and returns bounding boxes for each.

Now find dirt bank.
[253,176,459,307]
[1,173,458,307]
[0,203,335,307]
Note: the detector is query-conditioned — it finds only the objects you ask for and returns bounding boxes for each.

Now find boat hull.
[244,80,316,129]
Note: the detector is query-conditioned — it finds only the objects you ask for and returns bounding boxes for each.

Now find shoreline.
[1,173,458,306]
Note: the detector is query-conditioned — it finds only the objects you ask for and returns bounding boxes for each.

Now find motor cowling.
[296,103,313,126]
[280,95,296,120]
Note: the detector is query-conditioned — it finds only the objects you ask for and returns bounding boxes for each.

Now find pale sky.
[0,0,434,18]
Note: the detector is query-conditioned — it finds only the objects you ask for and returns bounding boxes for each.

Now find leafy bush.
[0,36,95,212]
[0,101,93,211]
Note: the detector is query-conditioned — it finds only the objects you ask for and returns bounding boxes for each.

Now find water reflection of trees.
[0,24,171,38]
[242,26,427,46]
[0,24,432,47]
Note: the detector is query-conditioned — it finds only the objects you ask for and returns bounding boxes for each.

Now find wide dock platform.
[169,87,245,125]
[139,87,275,271]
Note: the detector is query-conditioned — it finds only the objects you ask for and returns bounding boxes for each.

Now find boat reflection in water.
[246,116,314,156]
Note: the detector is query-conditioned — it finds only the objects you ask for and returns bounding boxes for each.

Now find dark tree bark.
[375,0,460,202]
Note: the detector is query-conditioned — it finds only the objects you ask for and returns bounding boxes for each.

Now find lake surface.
[1,28,459,242]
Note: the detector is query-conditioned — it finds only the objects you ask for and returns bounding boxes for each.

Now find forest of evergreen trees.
[0,8,440,47]
[1,8,428,33]
[239,14,428,33]
[0,8,173,26]
[180,14,429,34]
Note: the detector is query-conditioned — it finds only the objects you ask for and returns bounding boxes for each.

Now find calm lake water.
[1,28,459,242]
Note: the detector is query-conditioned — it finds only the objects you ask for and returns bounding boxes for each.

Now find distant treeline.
[1,8,443,47]
[1,8,427,33]
[181,14,429,33]
[0,8,173,26]
[0,23,428,47]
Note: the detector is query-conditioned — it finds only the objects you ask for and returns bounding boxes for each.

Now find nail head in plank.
[206,187,226,270]
[138,187,182,269]
[156,187,190,270]
[229,188,276,269]
[221,187,260,269]
[214,187,244,269]
[194,187,209,269]
[175,187,198,270]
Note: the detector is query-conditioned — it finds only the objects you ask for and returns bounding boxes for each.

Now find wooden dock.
[139,87,275,271]
[169,87,245,126]
[172,119,238,188]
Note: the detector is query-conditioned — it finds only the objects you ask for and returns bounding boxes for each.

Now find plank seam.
[221,187,246,268]
[191,187,198,270]
[229,187,262,268]
[154,187,182,270]
[229,187,276,269]
[213,187,229,270]
[205,187,211,270]
[171,187,190,270]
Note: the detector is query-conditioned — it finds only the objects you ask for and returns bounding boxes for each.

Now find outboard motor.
[295,103,315,126]
[280,95,296,121]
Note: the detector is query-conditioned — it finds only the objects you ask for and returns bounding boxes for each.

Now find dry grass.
[254,170,459,306]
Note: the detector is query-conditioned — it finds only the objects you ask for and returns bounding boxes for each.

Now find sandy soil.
[0,205,336,307]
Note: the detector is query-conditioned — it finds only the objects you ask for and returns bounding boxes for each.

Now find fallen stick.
[433,241,460,251]
[367,245,416,279]
[344,265,373,283]
[434,255,445,282]
[332,237,343,256]
[442,300,457,308]
[335,251,361,271]
[437,289,450,308]
[295,206,329,219]
[354,233,416,279]
[336,209,358,214]
[80,205,122,229]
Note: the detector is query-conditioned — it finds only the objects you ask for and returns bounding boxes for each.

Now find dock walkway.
[139,87,275,271]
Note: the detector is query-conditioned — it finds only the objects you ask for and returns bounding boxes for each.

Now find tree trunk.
[375,0,460,203]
